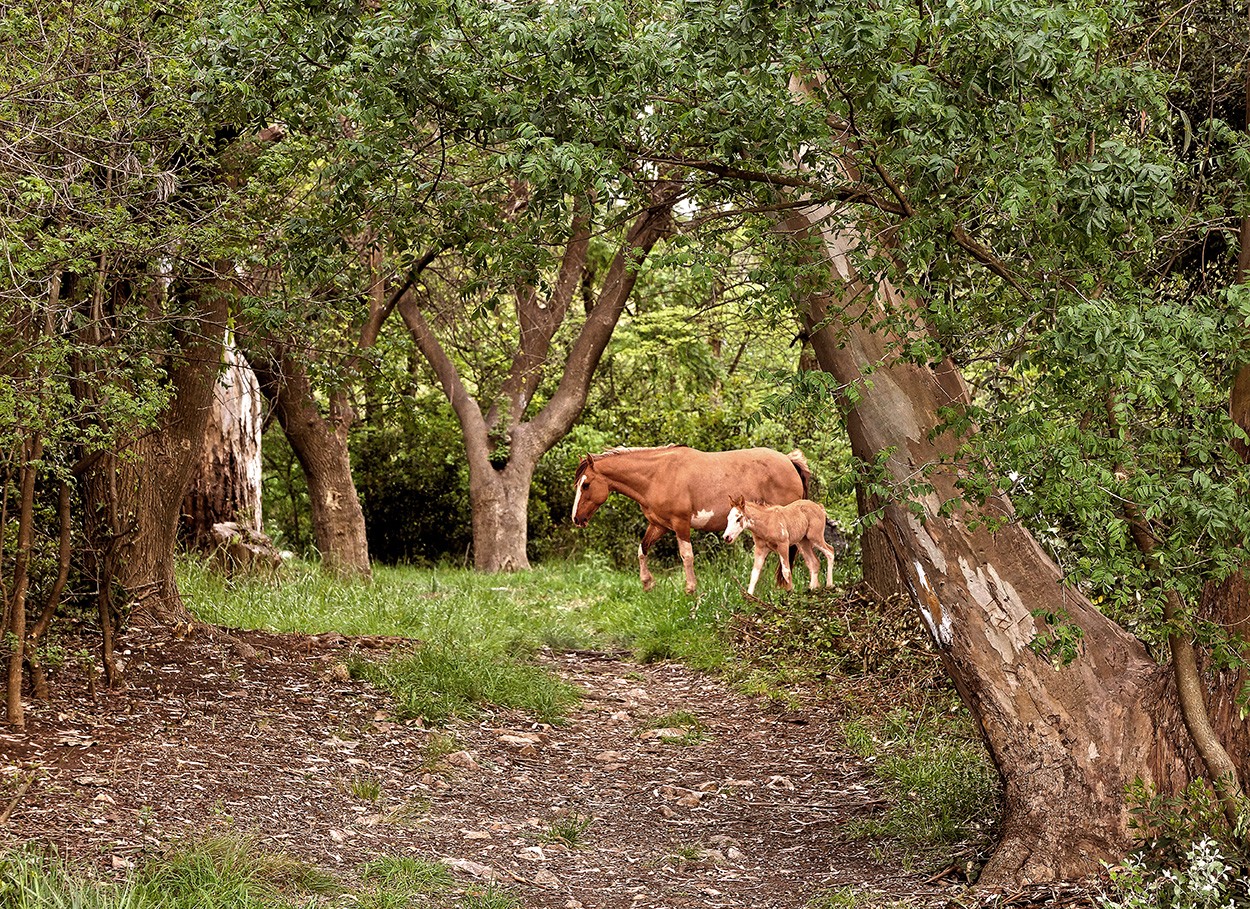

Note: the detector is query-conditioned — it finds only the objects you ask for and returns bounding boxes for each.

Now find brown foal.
[723,496,839,595]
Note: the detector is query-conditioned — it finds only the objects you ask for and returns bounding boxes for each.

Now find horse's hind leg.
[797,540,821,590]
[639,523,668,591]
[814,540,839,587]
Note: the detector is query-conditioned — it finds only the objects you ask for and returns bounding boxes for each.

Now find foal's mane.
[575,444,689,481]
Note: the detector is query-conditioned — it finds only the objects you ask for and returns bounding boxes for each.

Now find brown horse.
[572,445,810,593]
[723,496,840,595]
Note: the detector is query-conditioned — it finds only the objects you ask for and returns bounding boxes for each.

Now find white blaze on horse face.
[571,477,587,524]
[723,506,745,542]
[690,509,716,530]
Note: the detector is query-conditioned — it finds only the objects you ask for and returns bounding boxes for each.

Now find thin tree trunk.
[248,351,371,579]
[5,436,41,727]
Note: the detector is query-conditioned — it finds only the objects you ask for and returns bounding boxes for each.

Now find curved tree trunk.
[181,336,263,548]
[784,207,1200,885]
[248,350,371,579]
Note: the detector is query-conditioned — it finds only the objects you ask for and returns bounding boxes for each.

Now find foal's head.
[571,455,611,527]
[723,495,749,543]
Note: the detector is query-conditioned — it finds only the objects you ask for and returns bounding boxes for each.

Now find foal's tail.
[787,449,811,498]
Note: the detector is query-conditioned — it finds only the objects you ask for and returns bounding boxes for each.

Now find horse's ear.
[729,494,745,509]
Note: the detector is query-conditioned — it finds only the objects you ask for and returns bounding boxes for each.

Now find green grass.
[180,557,734,661]
[179,556,738,725]
[841,706,1001,873]
[0,842,516,909]
[0,838,337,909]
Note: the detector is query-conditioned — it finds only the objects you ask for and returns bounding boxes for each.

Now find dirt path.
[0,628,948,907]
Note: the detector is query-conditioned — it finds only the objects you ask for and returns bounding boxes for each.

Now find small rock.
[593,750,629,763]
[446,751,480,770]
[639,727,688,741]
[533,869,560,886]
[724,779,756,789]
[462,830,492,841]
[766,775,795,790]
[93,793,115,804]
[726,846,746,862]
[444,857,495,880]
[329,828,348,843]
[519,845,546,862]
[328,663,351,683]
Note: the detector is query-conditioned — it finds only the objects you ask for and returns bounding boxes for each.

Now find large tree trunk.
[82,274,231,629]
[468,460,535,572]
[785,207,1200,885]
[181,336,263,548]
[248,350,371,579]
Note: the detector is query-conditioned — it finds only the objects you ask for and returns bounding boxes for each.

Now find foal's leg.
[796,540,822,590]
[774,543,793,590]
[747,542,770,595]
[638,522,668,591]
[813,539,839,588]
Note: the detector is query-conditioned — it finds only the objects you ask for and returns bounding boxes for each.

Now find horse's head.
[571,454,610,527]
[723,495,749,542]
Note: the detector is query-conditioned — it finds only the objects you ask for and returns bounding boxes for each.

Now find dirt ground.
[0,625,1091,907]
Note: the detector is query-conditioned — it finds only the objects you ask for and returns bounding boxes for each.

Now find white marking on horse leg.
[678,538,696,594]
[748,548,767,595]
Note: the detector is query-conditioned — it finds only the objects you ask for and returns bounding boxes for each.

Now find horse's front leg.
[639,523,668,591]
[674,521,697,595]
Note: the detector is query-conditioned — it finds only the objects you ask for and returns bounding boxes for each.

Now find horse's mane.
[575,444,689,481]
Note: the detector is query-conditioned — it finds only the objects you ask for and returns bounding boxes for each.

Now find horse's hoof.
[642,579,655,592]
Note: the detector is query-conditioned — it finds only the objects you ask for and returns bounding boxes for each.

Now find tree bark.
[247,349,371,579]
[181,336,263,548]
[784,205,1198,885]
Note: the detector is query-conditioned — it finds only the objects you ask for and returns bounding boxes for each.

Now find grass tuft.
[347,638,579,726]
[841,707,1001,873]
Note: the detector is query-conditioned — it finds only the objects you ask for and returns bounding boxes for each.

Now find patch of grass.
[639,709,706,745]
[347,638,580,726]
[806,887,870,909]
[0,847,135,909]
[133,836,339,908]
[460,884,522,908]
[841,707,1001,874]
[383,795,432,826]
[538,811,594,848]
[346,775,382,802]
[359,855,453,895]
[420,731,463,769]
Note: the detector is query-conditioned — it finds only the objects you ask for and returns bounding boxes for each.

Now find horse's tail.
[787,449,811,498]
